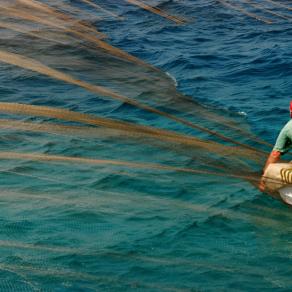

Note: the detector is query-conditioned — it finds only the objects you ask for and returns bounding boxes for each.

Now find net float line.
[263,0,292,12]
[242,0,292,21]
[125,0,186,24]
[0,21,71,46]
[16,0,105,37]
[79,0,122,19]
[0,6,106,40]
[217,0,274,24]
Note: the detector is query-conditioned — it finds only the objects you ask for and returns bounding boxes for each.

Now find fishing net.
[1,0,289,290]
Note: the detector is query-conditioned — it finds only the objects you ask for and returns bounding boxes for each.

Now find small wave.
[166,71,178,87]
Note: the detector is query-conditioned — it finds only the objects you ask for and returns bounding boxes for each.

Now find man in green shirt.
[259,102,292,191]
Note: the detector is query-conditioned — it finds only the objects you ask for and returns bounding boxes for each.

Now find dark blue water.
[0,0,292,291]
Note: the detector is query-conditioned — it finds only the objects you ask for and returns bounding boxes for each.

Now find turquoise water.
[0,0,292,291]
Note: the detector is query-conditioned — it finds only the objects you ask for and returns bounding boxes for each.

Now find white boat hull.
[263,163,292,205]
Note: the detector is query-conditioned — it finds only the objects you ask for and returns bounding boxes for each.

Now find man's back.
[273,119,292,154]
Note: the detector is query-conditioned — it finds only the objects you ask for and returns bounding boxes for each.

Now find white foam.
[166,71,178,87]
[238,111,247,116]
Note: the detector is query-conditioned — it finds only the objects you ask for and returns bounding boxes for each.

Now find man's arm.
[263,127,288,173]
[263,150,281,173]
[259,127,288,192]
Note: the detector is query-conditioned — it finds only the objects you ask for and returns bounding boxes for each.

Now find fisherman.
[259,101,292,192]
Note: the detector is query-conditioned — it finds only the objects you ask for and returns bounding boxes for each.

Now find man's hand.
[258,177,265,192]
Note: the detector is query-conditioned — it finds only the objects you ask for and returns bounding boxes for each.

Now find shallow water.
[0,0,292,291]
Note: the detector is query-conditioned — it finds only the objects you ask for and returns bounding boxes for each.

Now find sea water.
[0,0,291,291]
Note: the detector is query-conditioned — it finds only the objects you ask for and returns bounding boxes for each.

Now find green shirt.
[273,119,292,153]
